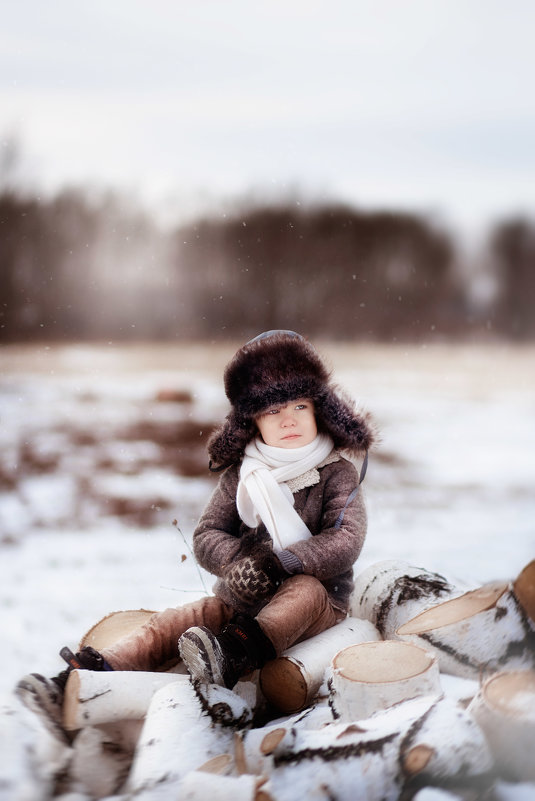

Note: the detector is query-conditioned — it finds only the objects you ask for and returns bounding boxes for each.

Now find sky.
[1,0,534,235]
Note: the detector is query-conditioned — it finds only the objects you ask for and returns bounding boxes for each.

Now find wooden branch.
[396,581,535,679]
[62,669,187,731]
[328,640,441,721]
[469,668,535,782]
[259,617,380,713]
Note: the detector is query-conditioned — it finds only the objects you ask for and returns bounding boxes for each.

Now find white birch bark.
[62,669,188,731]
[329,640,442,721]
[69,724,137,798]
[396,582,535,679]
[259,616,380,713]
[469,668,535,782]
[261,694,492,800]
[178,771,263,801]
[124,679,252,799]
[350,560,468,638]
[235,702,333,776]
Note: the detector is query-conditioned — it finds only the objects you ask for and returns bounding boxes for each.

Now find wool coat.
[193,451,367,615]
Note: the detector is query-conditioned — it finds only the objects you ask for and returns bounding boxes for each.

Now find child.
[16,330,375,737]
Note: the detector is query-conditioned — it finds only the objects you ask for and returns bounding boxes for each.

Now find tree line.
[1,185,533,343]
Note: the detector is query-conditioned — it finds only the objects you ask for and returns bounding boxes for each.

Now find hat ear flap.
[207,411,256,469]
[316,389,376,454]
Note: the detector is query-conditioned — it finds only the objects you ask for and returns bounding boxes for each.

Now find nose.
[281,408,297,426]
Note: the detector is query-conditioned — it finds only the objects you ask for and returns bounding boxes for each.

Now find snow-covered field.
[1,341,534,798]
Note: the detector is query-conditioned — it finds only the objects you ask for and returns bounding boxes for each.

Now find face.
[255,399,317,449]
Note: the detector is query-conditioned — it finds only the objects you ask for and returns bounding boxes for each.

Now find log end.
[79,609,156,651]
[513,560,535,625]
[402,744,435,775]
[397,581,509,635]
[332,640,436,684]
[260,728,287,755]
[196,753,233,775]
[260,657,308,713]
[62,669,82,731]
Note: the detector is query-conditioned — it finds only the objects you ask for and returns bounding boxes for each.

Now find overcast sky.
[1,0,534,234]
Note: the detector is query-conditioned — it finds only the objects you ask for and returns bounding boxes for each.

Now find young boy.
[16,330,374,737]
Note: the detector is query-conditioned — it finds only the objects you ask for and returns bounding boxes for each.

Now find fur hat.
[208,330,375,468]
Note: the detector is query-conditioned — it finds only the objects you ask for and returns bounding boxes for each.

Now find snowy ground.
[0,341,534,797]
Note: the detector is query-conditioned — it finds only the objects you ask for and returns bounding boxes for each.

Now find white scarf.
[236,434,334,552]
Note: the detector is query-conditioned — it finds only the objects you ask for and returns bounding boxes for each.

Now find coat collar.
[286,450,340,493]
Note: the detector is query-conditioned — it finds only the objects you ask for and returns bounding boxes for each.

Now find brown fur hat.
[208,330,376,468]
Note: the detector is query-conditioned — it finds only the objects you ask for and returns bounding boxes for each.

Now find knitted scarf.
[236,434,334,552]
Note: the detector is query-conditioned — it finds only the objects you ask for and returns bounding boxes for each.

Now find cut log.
[398,696,493,789]
[350,559,467,638]
[62,669,188,731]
[259,617,380,713]
[0,697,69,801]
[178,771,264,801]
[235,703,333,776]
[468,669,535,782]
[79,609,157,651]
[69,724,136,798]
[80,608,187,673]
[125,679,252,799]
[396,581,535,679]
[259,698,434,801]
[262,695,491,800]
[329,640,441,721]
[513,559,535,627]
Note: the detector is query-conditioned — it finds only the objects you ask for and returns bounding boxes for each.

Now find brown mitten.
[224,550,284,605]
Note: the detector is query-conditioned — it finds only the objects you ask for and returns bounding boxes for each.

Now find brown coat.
[193,452,367,614]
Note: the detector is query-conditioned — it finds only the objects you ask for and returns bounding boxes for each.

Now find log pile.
[7,558,535,800]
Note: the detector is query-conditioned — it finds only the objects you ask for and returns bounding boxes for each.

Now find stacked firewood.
[7,559,535,800]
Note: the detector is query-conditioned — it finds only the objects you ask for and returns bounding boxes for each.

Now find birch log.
[329,640,441,721]
[62,669,187,731]
[350,560,467,638]
[513,559,535,627]
[178,771,264,801]
[125,679,252,799]
[79,609,156,650]
[259,617,380,713]
[396,581,535,679]
[468,669,535,782]
[69,724,138,798]
[261,694,492,801]
[398,696,493,790]
[235,703,333,776]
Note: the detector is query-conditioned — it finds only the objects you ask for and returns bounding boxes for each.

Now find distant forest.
[1,179,534,343]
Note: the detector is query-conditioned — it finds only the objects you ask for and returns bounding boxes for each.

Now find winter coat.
[193,451,367,615]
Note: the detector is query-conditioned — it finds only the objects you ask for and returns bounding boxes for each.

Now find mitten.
[224,550,284,605]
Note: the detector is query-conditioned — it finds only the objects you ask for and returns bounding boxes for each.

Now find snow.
[1,342,534,798]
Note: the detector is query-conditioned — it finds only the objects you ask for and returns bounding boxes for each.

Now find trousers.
[101,574,344,671]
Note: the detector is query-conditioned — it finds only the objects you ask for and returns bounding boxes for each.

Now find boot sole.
[15,674,71,744]
[179,627,225,686]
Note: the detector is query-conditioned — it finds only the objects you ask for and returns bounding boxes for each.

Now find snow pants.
[101,574,345,672]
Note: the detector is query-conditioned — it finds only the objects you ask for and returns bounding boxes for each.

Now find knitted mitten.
[224,549,284,605]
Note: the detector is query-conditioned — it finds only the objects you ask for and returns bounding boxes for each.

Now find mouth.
[281,433,300,440]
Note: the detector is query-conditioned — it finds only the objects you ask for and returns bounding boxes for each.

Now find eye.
[295,403,307,410]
